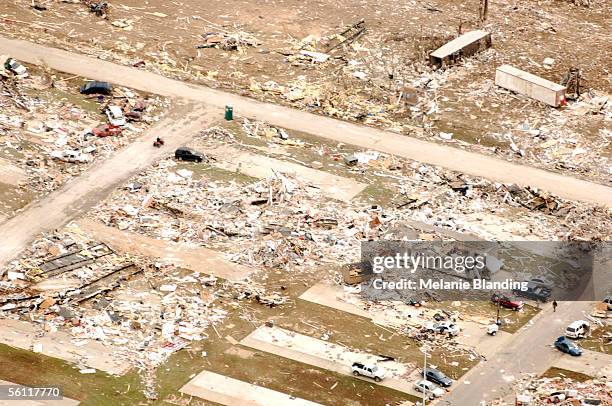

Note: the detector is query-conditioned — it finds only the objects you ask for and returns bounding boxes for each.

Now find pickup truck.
[425,321,460,336]
[351,362,386,382]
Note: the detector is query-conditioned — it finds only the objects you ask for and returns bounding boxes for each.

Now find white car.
[50,150,90,163]
[5,58,28,77]
[414,380,445,398]
[105,105,126,126]
[426,321,460,336]
[351,362,386,382]
[565,320,589,339]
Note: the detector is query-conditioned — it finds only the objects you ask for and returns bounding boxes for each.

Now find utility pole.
[422,346,429,405]
[496,300,501,325]
[479,0,489,22]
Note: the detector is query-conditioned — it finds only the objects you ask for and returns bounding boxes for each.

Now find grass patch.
[580,324,612,355]
[0,344,143,405]
[541,367,592,382]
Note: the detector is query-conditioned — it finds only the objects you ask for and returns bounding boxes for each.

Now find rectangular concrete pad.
[180,370,322,406]
[299,283,514,359]
[0,380,79,406]
[207,145,367,202]
[76,219,251,281]
[0,319,130,376]
[299,283,370,318]
[0,158,27,186]
[240,325,420,397]
[552,349,612,377]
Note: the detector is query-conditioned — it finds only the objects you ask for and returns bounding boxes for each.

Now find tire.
[374,377,381,382]
[352,371,359,377]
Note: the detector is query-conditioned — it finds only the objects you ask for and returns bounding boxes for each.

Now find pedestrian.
[552,299,558,312]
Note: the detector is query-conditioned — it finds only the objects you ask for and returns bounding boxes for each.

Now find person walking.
[552,299,558,312]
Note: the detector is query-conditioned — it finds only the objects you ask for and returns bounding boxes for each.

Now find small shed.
[495,64,566,107]
[429,30,492,68]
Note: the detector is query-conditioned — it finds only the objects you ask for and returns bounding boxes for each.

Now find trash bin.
[225,105,233,121]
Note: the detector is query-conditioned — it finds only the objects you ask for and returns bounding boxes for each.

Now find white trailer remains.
[495,64,566,107]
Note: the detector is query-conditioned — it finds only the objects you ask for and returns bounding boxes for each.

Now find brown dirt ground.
[1,0,610,182]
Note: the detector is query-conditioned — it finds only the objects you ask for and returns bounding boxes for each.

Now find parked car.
[423,367,453,387]
[554,336,582,356]
[491,293,523,310]
[4,58,28,77]
[425,321,460,336]
[80,81,112,95]
[49,150,90,163]
[565,320,590,339]
[86,124,122,138]
[414,380,445,398]
[105,106,126,126]
[175,147,204,163]
[603,296,612,311]
[528,276,554,289]
[513,282,551,302]
[351,362,386,382]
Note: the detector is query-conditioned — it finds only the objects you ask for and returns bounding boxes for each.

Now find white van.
[565,320,589,339]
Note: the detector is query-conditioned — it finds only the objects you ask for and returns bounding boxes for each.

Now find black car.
[175,147,203,163]
[423,367,453,387]
[603,296,612,311]
[513,281,551,302]
[80,81,112,95]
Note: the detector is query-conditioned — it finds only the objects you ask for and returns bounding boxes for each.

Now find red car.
[88,124,122,138]
[491,293,523,310]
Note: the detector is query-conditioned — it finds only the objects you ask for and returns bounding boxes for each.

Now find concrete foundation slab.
[299,283,514,359]
[206,145,367,202]
[240,325,420,397]
[0,158,27,186]
[75,219,251,281]
[180,370,322,406]
[552,349,612,378]
[0,318,130,376]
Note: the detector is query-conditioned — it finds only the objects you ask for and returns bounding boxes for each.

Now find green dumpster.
[224,105,233,121]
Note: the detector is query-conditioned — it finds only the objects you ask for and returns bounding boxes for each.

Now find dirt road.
[1,37,610,206]
[0,103,214,269]
[442,301,596,405]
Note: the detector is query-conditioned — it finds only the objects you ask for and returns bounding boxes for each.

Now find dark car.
[491,293,523,310]
[554,336,582,356]
[80,81,112,95]
[175,147,203,163]
[603,296,612,311]
[423,367,453,387]
[513,282,551,302]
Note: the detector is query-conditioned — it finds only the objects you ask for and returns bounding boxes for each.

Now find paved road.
[0,103,214,269]
[1,36,611,206]
[443,301,596,405]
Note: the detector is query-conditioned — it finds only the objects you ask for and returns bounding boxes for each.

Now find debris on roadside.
[197,31,260,51]
[0,66,168,217]
[498,373,612,406]
[0,225,228,398]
